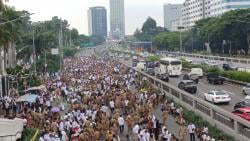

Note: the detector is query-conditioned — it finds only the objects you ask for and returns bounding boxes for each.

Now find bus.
[156,57,182,76]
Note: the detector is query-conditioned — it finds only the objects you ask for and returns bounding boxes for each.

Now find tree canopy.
[134,17,167,42]
[153,9,250,55]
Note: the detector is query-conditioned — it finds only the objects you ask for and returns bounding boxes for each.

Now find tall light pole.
[178,26,185,52]
[59,19,63,72]
[32,28,37,76]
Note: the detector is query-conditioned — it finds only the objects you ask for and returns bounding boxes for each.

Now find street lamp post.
[178,26,185,52]
[32,28,37,76]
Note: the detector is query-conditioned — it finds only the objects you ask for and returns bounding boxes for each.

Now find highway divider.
[182,67,247,87]
[161,51,250,66]
[119,60,250,141]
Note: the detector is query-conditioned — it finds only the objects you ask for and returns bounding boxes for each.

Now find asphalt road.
[120,58,246,113]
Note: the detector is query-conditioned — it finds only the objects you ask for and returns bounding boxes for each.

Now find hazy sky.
[6,0,184,35]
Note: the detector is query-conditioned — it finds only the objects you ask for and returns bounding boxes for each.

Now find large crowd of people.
[0,54,226,141]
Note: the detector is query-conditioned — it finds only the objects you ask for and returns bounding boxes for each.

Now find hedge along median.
[181,59,250,83]
[165,96,235,141]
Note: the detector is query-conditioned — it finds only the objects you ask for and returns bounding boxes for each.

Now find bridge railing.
[160,51,250,65]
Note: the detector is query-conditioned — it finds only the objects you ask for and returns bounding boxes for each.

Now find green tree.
[142,17,157,34]
[134,17,167,42]
[0,6,25,71]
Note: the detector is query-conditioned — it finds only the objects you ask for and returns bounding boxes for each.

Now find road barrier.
[120,60,250,141]
[182,68,248,87]
[0,118,24,141]
[161,51,250,65]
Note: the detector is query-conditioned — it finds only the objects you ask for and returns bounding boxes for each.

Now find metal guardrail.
[120,60,250,141]
[161,51,250,65]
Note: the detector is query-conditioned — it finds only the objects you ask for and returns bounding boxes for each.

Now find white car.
[207,60,218,67]
[189,68,203,77]
[243,83,250,95]
[204,90,231,104]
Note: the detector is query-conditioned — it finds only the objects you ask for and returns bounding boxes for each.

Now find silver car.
[243,83,250,95]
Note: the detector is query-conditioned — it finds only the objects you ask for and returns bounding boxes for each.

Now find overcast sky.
[6,0,184,35]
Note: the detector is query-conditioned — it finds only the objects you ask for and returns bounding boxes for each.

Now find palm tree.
[0,0,4,13]
[0,6,23,73]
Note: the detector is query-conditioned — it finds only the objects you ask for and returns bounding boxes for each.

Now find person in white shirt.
[109,99,115,113]
[59,121,64,131]
[187,123,196,141]
[133,124,140,134]
[203,126,208,135]
[162,128,169,141]
[138,134,146,141]
[144,130,150,141]
[118,115,125,133]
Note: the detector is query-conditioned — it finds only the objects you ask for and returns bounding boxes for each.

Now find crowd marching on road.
[0,51,228,141]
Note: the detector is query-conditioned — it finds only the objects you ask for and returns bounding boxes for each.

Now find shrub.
[221,71,250,83]
[148,55,161,61]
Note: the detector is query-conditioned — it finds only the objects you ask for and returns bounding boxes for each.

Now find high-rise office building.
[163,4,183,31]
[110,0,125,39]
[88,6,107,37]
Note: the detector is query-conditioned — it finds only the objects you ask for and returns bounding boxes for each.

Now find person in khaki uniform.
[111,123,118,135]
[93,129,100,141]
[162,109,169,126]
[51,121,58,133]
[126,115,133,134]
[106,130,113,141]
[179,123,187,141]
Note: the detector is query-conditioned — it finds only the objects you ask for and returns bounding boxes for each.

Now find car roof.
[209,90,227,93]
[181,80,194,83]
[239,100,250,104]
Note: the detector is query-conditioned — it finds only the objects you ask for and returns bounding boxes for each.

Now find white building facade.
[170,18,183,31]
[163,4,183,31]
[110,0,125,40]
[182,0,250,30]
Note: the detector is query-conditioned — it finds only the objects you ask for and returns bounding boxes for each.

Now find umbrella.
[17,94,38,103]
[51,107,61,113]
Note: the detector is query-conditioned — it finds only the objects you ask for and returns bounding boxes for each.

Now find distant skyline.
[6,0,184,35]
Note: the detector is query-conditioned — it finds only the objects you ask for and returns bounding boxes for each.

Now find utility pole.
[178,26,184,52]
[69,29,72,48]
[192,29,194,53]
[32,28,37,76]
[229,40,232,57]
[59,19,63,72]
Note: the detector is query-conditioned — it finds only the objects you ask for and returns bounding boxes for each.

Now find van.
[136,61,146,71]
[189,68,203,77]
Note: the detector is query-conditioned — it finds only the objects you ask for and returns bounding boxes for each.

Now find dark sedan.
[178,80,197,94]
[146,68,155,76]
[234,100,250,110]
[183,74,199,84]
[157,73,169,82]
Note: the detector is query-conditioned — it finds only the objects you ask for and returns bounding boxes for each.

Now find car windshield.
[171,61,181,65]
[186,81,194,85]
[244,100,250,105]
[215,91,227,95]
[246,84,250,87]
